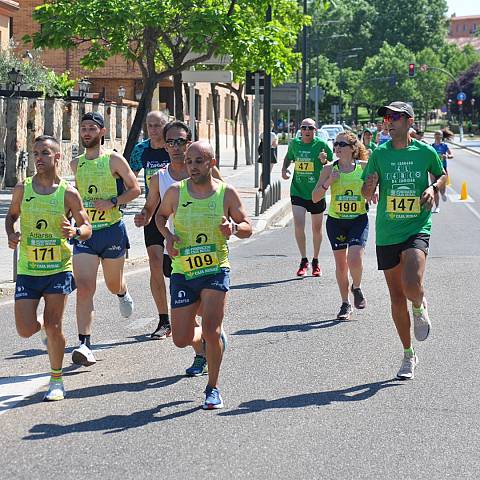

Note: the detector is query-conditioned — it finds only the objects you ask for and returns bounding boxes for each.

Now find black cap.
[81,111,105,128]
[377,101,414,118]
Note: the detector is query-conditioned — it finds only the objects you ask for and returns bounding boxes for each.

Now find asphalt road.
[1,144,479,479]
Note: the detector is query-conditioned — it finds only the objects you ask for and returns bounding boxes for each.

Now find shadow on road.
[230,277,303,290]
[219,379,402,417]
[23,400,201,440]
[233,318,344,335]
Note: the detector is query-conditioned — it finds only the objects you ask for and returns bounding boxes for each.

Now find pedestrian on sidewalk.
[362,101,447,380]
[281,118,333,277]
[258,122,278,191]
[5,135,92,401]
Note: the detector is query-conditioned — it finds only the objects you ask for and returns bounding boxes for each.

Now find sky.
[447,0,480,16]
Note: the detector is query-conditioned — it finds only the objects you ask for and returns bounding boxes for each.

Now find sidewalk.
[0,145,291,294]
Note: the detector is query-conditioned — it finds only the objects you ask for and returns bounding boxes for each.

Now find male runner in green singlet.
[6,135,92,401]
[156,141,252,409]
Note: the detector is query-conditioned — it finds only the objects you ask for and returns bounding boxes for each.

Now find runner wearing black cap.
[362,101,446,380]
[70,112,141,366]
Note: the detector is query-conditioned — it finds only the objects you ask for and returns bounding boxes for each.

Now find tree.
[25,0,303,159]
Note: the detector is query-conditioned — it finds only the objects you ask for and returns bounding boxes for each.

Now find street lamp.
[7,68,24,94]
[78,78,91,99]
[117,85,126,103]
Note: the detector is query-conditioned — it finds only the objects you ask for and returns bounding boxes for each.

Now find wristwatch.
[74,227,81,239]
[431,183,438,193]
[110,196,118,207]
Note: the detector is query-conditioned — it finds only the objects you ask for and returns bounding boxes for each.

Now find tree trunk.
[233,98,240,170]
[173,73,184,121]
[211,83,221,167]
[123,76,157,160]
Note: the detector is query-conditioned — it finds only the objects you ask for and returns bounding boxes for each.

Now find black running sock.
[117,292,125,298]
[158,313,170,327]
[301,257,308,263]
[79,334,91,348]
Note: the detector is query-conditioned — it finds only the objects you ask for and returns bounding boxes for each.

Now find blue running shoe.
[203,385,224,410]
[185,355,208,377]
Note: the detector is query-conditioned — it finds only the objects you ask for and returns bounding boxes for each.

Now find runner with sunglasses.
[362,102,446,380]
[282,118,333,276]
[130,111,172,339]
[313,131,369,320]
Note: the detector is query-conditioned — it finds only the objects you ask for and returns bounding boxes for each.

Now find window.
[463,23,467,32]
[207,94,213,122]
[195,90,201,121]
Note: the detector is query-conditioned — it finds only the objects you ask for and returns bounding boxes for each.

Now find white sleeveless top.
[157,165,180,231]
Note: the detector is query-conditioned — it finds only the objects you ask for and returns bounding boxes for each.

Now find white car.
[295,128,333,150]
[319,124,345,143]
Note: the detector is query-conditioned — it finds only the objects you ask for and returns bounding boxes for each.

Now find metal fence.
[255,180,281,216]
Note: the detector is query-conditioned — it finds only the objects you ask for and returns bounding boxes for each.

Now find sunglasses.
[166,138,188,147]
[333,141,351,148]
[383,112,405,122]
[301,125,315,131]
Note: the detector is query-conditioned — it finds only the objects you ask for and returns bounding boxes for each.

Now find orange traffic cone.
[460,182,468,201]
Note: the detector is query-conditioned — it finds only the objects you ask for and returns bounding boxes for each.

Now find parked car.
[318,124,345,144]
[295,128,333,150]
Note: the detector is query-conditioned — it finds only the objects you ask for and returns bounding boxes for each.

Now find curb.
[448,140,480,157]
[0,198,293,297]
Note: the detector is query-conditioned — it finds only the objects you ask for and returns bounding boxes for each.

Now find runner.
[361,102,446,380]
[5,135,92,400]
[281,118,333,277]
[130,111,172,338]
[431,129,453,213]
[313,130,369,320]
[156,140,252,409]
[71,112,141,366]
[361,128,376,158]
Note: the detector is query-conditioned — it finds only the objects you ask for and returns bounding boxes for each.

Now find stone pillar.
[26,98,45,177]
[5,97,29,187]
[0,97,7,188]
[44,98,64,140]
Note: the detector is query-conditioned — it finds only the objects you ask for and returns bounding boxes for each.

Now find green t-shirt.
[286,137,333,200]
[362,139,444,246]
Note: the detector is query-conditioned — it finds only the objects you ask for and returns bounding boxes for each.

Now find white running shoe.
[118,291,134,318]
[44,382,65,401]
[413,298,431,342]
[441,193,447,202]
[72,343,96,366]
[396,352,418,380]
[432,206,440,213]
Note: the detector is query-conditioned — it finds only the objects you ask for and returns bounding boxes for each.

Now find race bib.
[295,161,314,173]
[26,237,62,271]
[179,244,220,280]
[386,196,421,214]
[84,200,113,228]
[333,198,362,217]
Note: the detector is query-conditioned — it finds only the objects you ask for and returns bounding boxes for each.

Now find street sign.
[309,86,325,102]
[246,71,265,95]
[181,70,233,83]
[420,64,428,72]
[271,83,301,110]
[457,91,467,101]
[331,104,340,114]
[441,104,447,113]
[183,52,232,65]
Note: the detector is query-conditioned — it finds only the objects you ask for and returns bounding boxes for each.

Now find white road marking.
[126,317,155,330]
[0,373,50,415]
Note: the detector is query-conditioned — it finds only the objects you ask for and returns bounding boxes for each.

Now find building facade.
[448,15,480,52]
[0,0,18,49]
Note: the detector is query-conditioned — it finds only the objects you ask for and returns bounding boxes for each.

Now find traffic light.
[408,63,415,77]
[457,100,463,107]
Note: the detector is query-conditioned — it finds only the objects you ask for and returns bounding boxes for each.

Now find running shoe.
[337,302,353,320]
[149,323,172,340]
[432,206,440,213]
[44,382,65,401]
[40,326,48,348]
[185,355,208,376]
[413,298,431,342]
[72,343,97,366]
[351,285,366,309]
[311,259,322,277]
[203,385,224,410]
[296,259,309,277]
[118,291,134,318]
[441,193,447,202]
[396,352,418,380]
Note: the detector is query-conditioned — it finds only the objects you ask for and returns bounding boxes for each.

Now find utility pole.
[262,5,272,189]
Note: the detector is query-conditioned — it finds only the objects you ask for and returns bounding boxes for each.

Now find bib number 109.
[185,253,214,270]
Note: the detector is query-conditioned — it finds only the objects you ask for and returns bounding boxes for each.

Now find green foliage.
[0,45,74,96]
